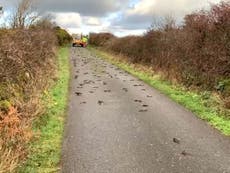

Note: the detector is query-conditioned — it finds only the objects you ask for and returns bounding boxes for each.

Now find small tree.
[163,14,176,31]
[11,0,38,29]
[148,14,176,32]
[30,15,55,29]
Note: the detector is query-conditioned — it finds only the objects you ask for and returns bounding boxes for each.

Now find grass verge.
[18,47,70,173]
[89,47,230,136]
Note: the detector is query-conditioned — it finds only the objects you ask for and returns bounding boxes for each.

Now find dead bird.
[181,150,192,156]
[98,100,104,105]
[173,138,180,144]
[75,92,82,96]
[139,109,148,112]
[122,88,128,92]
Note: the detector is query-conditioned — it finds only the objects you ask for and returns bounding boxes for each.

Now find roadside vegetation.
[0,0,71,172]
[19,48,70,173]
[89,1,230,134]
[90,47,230,135]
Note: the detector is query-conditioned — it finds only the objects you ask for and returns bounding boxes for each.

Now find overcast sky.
[0,0,223,36]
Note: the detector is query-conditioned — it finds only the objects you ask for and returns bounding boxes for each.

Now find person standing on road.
[82,36,88,47]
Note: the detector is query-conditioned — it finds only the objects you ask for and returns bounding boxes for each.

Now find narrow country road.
[61,48,230,173]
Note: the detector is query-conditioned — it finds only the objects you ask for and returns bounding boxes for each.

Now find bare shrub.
[89,32,116,47]
[0,28,57,172]
[90,1,230,109]
[11,0,38,29]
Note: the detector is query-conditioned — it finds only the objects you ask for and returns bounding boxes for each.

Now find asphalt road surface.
[61,47,230,173]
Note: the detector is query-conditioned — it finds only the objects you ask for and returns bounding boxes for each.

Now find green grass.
[19,47,70,173]
[89,47,230,136]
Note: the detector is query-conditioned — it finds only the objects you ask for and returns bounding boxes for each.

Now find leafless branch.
[11,0,38,29]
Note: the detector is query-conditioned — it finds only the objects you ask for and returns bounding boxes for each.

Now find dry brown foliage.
[0,28,57,172]
[0,107,33,172]
[90,1,230,108]
[89,32,116,47]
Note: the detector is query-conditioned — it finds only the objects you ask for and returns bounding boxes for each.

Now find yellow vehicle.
[72,35,88,47]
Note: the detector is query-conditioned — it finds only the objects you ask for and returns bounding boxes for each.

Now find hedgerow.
[90,1,230,110]
[0,24,71,172]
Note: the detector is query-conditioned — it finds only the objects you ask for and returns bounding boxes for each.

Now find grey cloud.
[36,0,129,17]
[111,14,152,30]
[1,0,18,9]
[1,0,129,17]
[111,0,222,31]
[1,0,223,35]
